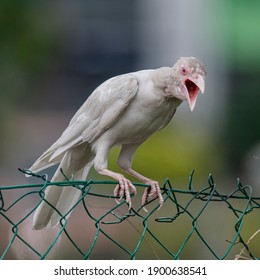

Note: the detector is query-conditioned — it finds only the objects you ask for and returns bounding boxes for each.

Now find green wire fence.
[0,170,259,260]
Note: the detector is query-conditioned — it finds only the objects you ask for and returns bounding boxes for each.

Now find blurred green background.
[0,0,259,259]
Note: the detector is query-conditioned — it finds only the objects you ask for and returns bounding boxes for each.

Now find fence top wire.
[0,169,259,260]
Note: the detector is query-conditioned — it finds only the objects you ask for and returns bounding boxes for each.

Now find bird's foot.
[113,177,137,209]
[141,180,164,212]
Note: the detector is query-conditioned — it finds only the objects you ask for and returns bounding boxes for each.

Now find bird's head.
[173,57,206,111]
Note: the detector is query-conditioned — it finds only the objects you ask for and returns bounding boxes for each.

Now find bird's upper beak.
[183,74,205,111]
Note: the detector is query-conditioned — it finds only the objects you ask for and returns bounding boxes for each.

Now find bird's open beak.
[184,74,205,111]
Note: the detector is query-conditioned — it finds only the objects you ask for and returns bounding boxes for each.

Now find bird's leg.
[94,143,137,209]
[97,168,137,209]
[118,144,164,210]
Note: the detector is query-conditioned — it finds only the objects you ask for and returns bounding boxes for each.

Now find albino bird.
[29,57,206,230]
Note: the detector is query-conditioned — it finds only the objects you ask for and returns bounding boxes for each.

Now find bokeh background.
[0,0,259,259]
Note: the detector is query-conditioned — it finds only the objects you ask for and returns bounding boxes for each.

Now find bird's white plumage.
[29,57,206,230]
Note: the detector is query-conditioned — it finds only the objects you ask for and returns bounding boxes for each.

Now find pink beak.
[184,74,205,111]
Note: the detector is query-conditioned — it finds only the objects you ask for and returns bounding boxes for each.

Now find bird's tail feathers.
[32,143,94,230]
[32,161,93,230]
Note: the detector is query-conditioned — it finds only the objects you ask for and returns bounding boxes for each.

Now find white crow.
[28,57,206,230]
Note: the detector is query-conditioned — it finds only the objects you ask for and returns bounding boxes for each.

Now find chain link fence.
[0,170,259,260]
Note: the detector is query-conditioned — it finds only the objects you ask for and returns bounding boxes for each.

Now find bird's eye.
[180,65,188,75]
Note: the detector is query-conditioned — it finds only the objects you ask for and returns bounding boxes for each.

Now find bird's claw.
[141,181,164,212]
[114,177,137,209]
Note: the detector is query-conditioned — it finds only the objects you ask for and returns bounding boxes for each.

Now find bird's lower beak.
[184,74,205,111]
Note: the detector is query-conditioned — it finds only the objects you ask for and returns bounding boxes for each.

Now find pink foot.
[113,177,137,209]
[141,180,164,211]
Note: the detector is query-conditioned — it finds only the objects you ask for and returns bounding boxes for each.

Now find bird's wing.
[45,74,139,162]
